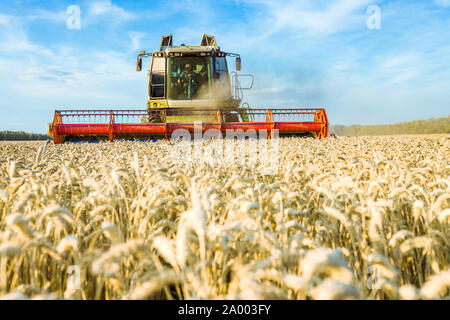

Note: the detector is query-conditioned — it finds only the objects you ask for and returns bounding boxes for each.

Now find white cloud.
[244,0,375,36]
[435,0,450,7]
[128,32,145,52]
[0,14,53,57]
[88,0,136,22]
[25,9,67,23]
[0,14,10,25]
[378,53,422,84]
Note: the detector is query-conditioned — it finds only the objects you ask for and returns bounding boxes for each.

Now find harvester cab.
[47,34,329,144]
[136,34,253,123]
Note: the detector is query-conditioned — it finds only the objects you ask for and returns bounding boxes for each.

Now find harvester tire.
[141,114,163,123]
[224,113,240,122]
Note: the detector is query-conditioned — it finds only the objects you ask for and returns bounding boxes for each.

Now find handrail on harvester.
[49,108,329,144]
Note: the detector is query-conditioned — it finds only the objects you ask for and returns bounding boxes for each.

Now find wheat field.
[0,135,449,300]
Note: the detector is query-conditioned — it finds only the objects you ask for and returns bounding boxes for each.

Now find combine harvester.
[47,34,329,144]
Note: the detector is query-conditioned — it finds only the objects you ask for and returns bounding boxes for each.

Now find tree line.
[331,116,449,136]
[0,131,49,141]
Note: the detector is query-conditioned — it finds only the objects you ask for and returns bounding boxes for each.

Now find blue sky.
[0,0,449,133]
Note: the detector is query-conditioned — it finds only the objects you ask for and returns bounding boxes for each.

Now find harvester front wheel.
[141,114,163,123]
[224,113,240,122]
